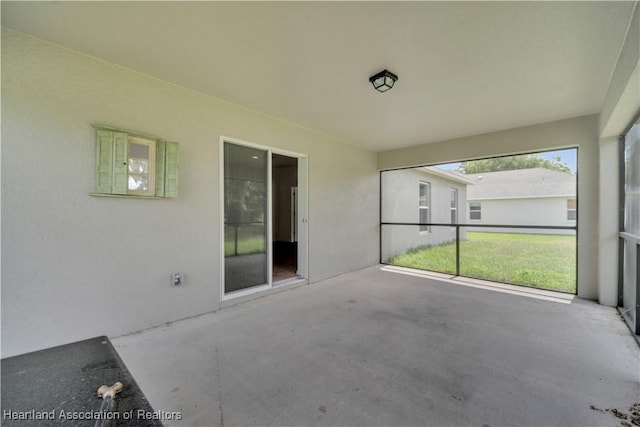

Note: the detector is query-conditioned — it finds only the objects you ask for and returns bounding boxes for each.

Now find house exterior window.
[450,188,458,224]
[94,126,179,198]
[419,181,431,232]
[567,199,577,220]
[470,202,482,220]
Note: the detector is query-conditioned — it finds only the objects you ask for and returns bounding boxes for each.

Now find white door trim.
[220,137,308,303]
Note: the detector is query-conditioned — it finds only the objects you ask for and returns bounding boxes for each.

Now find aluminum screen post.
[455,226,460,277]
[636,243,640,335]
[619,237,625,307]
[618,135,626,307]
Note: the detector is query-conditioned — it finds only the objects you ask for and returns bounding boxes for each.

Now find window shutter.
[112,132,128,195]
[96,130,113,193]
[155,140,166,197]
[164,142,179,197]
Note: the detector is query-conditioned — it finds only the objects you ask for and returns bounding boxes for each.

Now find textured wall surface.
[598,3,639,307]
[467,198,575,230]
[1,29,379,357]
[381,168,468,261]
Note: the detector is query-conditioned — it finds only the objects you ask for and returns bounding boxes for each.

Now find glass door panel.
[224,142,268,293]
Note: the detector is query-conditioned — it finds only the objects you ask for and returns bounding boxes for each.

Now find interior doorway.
[272,153,299,282]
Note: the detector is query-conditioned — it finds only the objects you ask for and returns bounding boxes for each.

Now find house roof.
[1,1,635,151]
[421,167,476,185]
[465,168,576,200]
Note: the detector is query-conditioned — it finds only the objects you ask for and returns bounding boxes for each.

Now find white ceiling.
[1,1,636,152]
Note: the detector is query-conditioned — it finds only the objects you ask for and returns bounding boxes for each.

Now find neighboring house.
[465,168,577,234]
[381,167,474,261]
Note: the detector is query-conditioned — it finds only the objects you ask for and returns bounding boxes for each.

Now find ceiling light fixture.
[369,69,398,93]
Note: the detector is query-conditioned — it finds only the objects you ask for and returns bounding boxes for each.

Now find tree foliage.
[457,154,571,174]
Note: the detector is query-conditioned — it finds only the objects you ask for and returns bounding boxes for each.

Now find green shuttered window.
[93,126,179,198]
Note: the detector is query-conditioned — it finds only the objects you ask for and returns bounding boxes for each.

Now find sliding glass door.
[223,142,269,293]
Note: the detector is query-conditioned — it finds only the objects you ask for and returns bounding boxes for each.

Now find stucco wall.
[378,115,600,301]
[1,29,379,357]
[381,168,467,262]
[467,197,576,234]
[598,2,639,307]
[599,2,639,139]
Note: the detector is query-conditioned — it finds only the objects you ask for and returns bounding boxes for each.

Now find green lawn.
[390,232,576,293]
[225,224,266,257]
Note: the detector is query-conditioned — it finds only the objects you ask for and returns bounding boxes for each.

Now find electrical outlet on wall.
[171,273,183,287]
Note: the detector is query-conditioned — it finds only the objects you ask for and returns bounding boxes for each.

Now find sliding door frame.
[219,136,308,302]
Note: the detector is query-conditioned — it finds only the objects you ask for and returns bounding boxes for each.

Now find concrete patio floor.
[113,266,640,427]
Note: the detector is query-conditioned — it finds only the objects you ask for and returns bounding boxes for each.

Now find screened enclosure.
[619,119,640,335]
[381,150,578,293]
